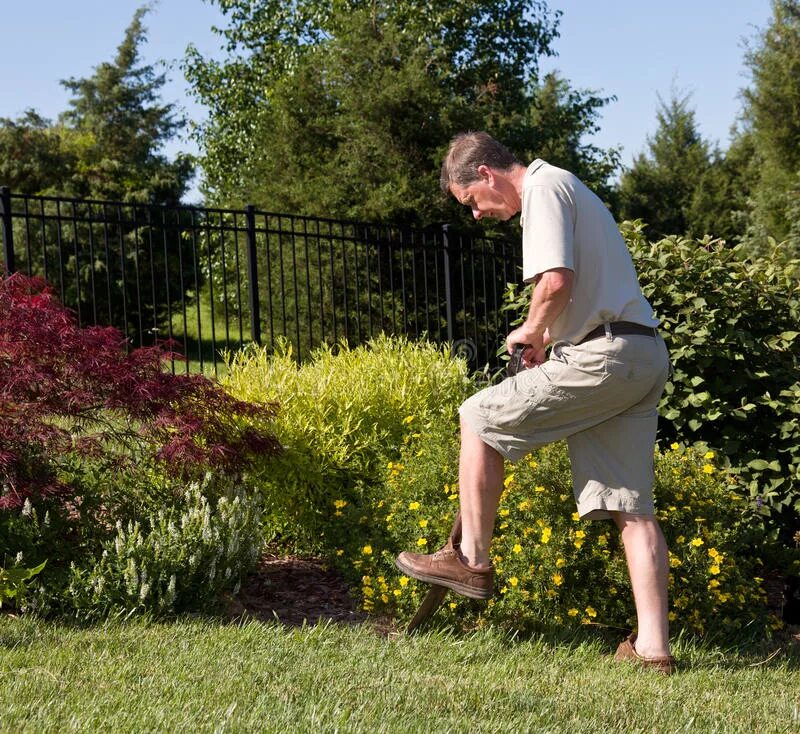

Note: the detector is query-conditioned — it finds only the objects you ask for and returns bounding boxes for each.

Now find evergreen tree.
[739,0,800,251]
[617,93,731,240]
[59,7,193,203]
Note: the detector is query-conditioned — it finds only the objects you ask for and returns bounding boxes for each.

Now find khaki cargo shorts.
[459,331,671,520]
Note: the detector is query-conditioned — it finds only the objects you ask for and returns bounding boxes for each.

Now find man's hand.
[506,325,547,369]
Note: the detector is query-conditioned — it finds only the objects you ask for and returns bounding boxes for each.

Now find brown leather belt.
[578,321,657,344]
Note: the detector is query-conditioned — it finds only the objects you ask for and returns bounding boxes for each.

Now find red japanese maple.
[0,272,280,510]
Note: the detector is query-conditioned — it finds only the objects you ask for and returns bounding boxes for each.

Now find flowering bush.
[63,476,263,618]
[346,414,784,637]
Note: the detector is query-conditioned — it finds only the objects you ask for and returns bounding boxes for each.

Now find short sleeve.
[521,184,575,283]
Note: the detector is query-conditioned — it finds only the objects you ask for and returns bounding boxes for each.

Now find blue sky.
[2,1,773,201]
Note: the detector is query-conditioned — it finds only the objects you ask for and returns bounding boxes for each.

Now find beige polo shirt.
[520,160,659,343]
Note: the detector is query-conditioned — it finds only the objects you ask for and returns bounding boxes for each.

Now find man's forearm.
[522,269,573,347]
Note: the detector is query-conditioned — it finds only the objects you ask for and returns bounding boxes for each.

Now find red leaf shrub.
[0,272,281,510]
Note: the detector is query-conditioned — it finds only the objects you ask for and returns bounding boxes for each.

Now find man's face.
[450,176,516,222]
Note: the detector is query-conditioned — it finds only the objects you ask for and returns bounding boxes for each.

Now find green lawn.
[2,616,798,733]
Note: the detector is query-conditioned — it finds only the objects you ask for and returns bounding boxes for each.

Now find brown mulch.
[223,552,394,631]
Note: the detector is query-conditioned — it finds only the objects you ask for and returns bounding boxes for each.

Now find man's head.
[440,132,524,221]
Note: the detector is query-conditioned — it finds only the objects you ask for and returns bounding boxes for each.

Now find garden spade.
[405,345,527,633]
[404,511,462,633]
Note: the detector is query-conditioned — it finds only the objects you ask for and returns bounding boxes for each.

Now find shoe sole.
[394,556,493,600]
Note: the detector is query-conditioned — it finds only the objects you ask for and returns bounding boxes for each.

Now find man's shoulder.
[526,160,581,190]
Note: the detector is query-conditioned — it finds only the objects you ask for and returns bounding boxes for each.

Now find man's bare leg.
[457,417,505,568]
[611,511,671,658]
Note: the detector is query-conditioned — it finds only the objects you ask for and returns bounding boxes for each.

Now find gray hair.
[439,132,521,193]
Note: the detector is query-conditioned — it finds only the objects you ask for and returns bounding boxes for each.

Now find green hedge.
[503,223,800,541]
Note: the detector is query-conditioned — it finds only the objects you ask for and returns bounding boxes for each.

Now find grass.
[1,615,798,733]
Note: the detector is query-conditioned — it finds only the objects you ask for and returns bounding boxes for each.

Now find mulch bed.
[224,552,377,629]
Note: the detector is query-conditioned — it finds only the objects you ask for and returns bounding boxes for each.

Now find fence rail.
[0,187,523,374]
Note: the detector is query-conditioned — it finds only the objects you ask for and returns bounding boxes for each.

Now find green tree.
[617,93,739,240]
[185,0,618,223]
[739,0,800,252]
[0,111,75,194]
[59,6,193,203]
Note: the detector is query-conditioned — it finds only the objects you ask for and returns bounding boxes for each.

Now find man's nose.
[472,208,482,220]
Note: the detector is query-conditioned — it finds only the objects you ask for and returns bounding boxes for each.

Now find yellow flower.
[449,602,457,610]
[528,459,538,469]
[552,573,563,586]
[513,543,523,554]
[574,539,584,549]
[393,589,402,596]
[416,538,428,547]
[585,606,597,618]
[702,464,714,474]
[334,499,347,509]
[399,576,409,587]
[676,535,686,544]
[669,556,682,568]
[710,565,721,575]
[708,548,720,559]
[708,579,720,589]
[518,500,531,511]
[408,501,420,511]
[556,557,565,568]
[362,545,373,555]
[540,527,552,544]
[571,512,580,522]
[690,538,704,547]
[381,594,389,604]
[670,442,680,450]
[402,415,415,424]
[575,530,586,539]
[567,608,579,617]
[504,474,516,488]
[418,519,428,528]
[668,611,677,622]
[336,549,344,556]
[704,451,715,459]
[509,577,519,587]
[534,485,546,493]
[499,508,510,517]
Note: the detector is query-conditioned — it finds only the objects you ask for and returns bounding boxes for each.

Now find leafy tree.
[185,0,618,224]
[0,110,74,195]
[739,0,800,252]
[617,93,739,240]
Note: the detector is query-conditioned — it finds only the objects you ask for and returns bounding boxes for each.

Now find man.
[396,132,675,674]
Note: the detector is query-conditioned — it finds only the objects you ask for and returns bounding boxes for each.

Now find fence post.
[442,223,454,345]
[245,204,262,345]
[0,186,14,274]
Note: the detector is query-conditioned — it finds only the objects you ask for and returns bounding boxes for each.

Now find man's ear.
[476,164,494,184]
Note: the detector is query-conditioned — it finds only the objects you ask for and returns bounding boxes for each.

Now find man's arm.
[506,268,573,366]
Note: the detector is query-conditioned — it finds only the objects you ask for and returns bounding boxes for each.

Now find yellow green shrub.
[221,336,473,549]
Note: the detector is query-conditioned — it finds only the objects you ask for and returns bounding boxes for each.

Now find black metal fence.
[0,187,523,374]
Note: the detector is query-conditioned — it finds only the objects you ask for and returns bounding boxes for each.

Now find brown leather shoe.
[395,542,494,600]
[614,633,676,675]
